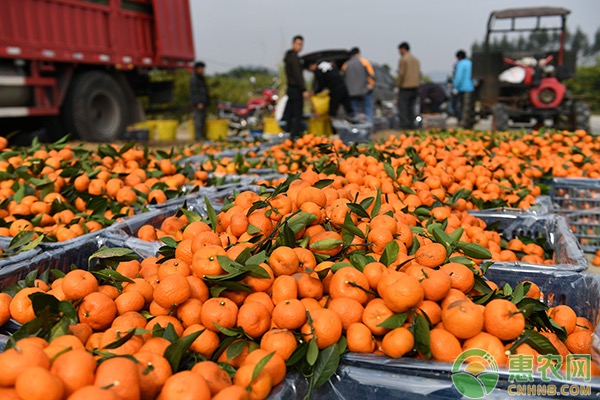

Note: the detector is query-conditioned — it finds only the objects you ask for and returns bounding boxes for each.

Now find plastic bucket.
[263,117,282,134]
[206,119,229,141]
[308,116,332,136]
[188,119,195,140]
[153,120,178,141]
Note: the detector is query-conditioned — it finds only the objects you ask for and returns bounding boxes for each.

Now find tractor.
[471,7,591,132]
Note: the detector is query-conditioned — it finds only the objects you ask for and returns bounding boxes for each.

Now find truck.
[471,7,591,132]
[0,0,195,142]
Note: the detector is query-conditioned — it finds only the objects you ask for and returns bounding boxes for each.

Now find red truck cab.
[0,0,195,141]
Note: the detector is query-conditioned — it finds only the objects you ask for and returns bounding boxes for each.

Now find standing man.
[282,35,307,139]
[342,47,375,121]
[190,61,210,140]
[452,49,474,127]
[397,42,421,129]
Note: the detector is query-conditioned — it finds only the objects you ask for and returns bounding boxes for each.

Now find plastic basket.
[546,178,600,253]
[206,119,229,141]
[333,120,373,145]
[468,211,588,272]
[0,236,101,290]
[565,209,600,253]
[318,269,600,399]
[548,178,600,214]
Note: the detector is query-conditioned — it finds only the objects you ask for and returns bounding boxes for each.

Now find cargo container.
[0,0,194,141]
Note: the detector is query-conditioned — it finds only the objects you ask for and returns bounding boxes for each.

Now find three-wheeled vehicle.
[471,7,591,131]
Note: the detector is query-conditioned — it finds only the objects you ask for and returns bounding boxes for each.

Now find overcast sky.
[190,0,599,80]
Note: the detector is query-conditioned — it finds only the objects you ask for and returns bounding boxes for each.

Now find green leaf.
[214,323,244,337]
[309,238,343,251]
[88,246,137,269]
[163,323,180,343]
[412,313,431,358]
[101,328,140,350]
[92,269,134,285]
[164,329,203,372]
[522,330,559,355]
[246,264,270,279]
[306,338,319,366]
[286,341,309,367]
[448,256,475,266]
[180,208,203,223]
[30,292,60,317]
[7,231,37,252]
[383,162,395,179]
[399,185,415,194]
[448,228,464,244]
[348,253,369,271]
[511,283,526,304]
[252,351,275,381]
[347,203,370,219]
[377,313,408,329]
[312,341,343,389]
[245,251,267,266]
[341,212,365,239]
[431,226,453,249]
[456,242,492,260]
[205,196,218,232]
[379,240,399,267]
[313,179,334,189]
[287,212,317,234]
[247,224,262,235]
[370,188,382,218]
[226,339,248,360]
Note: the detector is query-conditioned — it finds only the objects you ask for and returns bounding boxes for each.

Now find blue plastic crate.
[467,211,588,272]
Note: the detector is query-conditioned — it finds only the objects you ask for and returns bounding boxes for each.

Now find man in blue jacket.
[452,50,474,125]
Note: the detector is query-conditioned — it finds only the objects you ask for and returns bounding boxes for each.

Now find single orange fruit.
[346,322,376,353]
[377,271,423,313]
[191,361,232,397]
[200,297,238,332]
[158,371,211,400]
[381,327,414,358]
[483,299,525,341]
[301,308,343,349]
[441,299,484,340]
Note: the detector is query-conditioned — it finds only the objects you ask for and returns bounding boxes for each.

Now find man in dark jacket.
[190,61,210,140]
[307,60,354,118]
[419,82,448,114]
[282,35,306,139]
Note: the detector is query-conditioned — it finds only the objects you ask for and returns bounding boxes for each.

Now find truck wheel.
[492,103,509,131]
[572,101,591,132]
[63,71,128,142]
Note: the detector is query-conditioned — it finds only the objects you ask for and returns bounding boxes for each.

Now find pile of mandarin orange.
[0,128,599,399]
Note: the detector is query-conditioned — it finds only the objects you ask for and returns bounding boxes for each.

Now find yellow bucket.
[263,117,281,134]
[206,119,229,141]
[188,119,195,140]
[147,120,178,141]
[307,116,332,136]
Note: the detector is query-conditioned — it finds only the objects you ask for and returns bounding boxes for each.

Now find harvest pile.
[0,128,599,399]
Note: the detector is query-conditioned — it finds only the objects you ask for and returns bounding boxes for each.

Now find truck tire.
[63,71,128,142]
[492,103,509,131]
[572,101,591,132]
